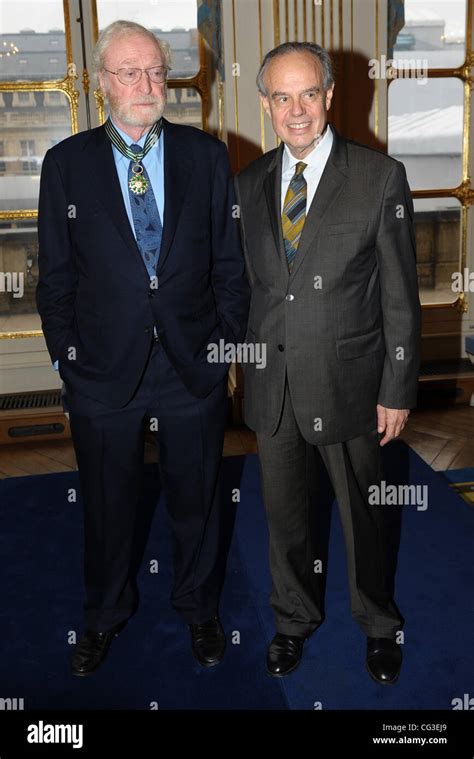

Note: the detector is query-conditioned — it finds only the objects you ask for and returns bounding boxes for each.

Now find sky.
[0,0,198,33]
[0,0,467,39]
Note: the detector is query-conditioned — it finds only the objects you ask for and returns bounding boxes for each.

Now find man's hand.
[376,405,410,447]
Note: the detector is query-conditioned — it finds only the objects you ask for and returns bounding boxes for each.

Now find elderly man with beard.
[37,20,249,676]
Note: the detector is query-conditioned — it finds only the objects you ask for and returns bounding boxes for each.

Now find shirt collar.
[282,123,333,172]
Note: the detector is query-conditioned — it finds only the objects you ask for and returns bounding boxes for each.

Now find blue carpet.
[1,442,473,710]
[442,468,474,484]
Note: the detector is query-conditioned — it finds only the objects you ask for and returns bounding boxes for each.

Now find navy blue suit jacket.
[36,119,250,406]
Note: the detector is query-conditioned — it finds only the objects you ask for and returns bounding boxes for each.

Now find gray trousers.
[256,382,403,639]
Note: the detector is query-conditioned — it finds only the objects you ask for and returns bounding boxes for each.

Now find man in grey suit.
[235,42,421,683]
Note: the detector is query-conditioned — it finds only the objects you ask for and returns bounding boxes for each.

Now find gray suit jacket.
[235,126,421,445]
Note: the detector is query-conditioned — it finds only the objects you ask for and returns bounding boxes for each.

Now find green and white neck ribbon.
[104,116,162,195]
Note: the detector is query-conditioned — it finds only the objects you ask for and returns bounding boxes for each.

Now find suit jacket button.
[286,294,295,301]
[145,327,151,334]
[278,344,284,351]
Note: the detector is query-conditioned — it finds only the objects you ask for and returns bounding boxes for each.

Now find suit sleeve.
[375,160,421,409]
[234,174,257,290]
[210,141,250,345]
[36,149,77,364]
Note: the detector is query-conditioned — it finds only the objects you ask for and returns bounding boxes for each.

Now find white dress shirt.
[281,124,334,213]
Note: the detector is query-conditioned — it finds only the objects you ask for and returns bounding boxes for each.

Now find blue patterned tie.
[127,144,163,278]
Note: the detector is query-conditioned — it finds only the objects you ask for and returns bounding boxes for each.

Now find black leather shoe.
[71,620,127,677]
[189,616,226,667]
[267,633,305,677]
[366,637,402,685]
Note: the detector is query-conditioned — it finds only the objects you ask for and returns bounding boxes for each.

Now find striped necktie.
[282,161,307,272]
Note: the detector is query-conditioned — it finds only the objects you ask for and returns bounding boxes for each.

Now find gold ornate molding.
[0,0,78,336]
[62,71,80,129]
[0,331,43,340]
[94,87,105,124]
[452,56,474,87]
[82,68,90,97]
[0,73,80,132]
[0,210,37,220]
[455,292,468,314]
[0,0,79,226]
[63,0,73,66]
[273,0,280,46]
[452,178,474,205]
[0,71,79,224]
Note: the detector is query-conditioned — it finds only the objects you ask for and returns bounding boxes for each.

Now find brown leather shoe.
[71,620,127,677]
[189,616,226,667]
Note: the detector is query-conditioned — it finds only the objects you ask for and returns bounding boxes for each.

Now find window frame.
[0,0,79,340]
[388,0,474,312]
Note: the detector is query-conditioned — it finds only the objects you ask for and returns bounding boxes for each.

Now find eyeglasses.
[103,66,170,86]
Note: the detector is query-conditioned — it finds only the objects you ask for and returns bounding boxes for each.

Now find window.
[21,149,37,174]
[388,78,464,191]
[0,7,67,82]
[20,140,35,157]
[21,160,35,174]
[388,0,470,307]
[0,90,72,212]
[0,225,41,333]
[391,0,466,68]
[412,198,461,303]
[0,3,75,345]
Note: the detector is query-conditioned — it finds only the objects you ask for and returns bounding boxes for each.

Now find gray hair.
[92,20,171,86]
[257,42,334,96]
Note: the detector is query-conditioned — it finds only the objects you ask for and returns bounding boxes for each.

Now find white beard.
[105,90,166,128]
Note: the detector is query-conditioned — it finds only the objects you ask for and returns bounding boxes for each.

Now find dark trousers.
[256,382,403,640]
[66,340,228,632]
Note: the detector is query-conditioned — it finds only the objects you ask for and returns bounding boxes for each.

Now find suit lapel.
[84,125,144,267]
[263,143,288,275]
[156,118,193,275]
[289,127,349,280]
